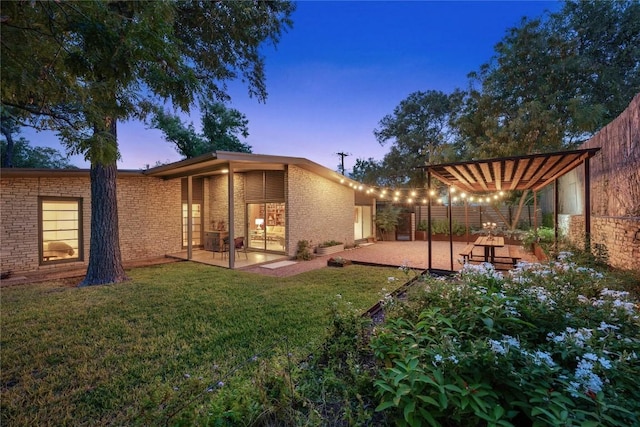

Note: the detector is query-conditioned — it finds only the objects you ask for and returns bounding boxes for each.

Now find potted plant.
[327,256,351,267]
[415,220,428,240]
[316,240,344,256]
[375,204,401,241]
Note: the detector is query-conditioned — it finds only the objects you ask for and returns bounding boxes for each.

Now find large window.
[39,197,83,264]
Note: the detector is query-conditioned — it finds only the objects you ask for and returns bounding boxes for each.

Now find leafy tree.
[1,1,294,285]
[374,90,464,187]
[349,157,383,186]
[0,108,20,167]
[459,0,640,159]
[152,102,251,158]
[1,138,76,169]
[456,0,640,230]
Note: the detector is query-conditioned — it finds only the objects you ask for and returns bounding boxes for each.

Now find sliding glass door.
[247,202,285,252]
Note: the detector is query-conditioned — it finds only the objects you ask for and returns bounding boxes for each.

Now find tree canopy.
[458,0,640,159]
[1,138,76,169]
[373,90,463,187]
[152,102,251,158]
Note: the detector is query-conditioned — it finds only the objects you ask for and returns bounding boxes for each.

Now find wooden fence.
[414,205,542,230]
[579,93,640,217]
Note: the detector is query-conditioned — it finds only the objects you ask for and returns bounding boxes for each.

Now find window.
[182,203,202,247]
[39,197,83,264]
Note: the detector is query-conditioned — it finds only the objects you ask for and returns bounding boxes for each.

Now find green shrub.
[294,239,314,260]
[371,255,640,427]
[431,218,468,236]
[522,226,555,247]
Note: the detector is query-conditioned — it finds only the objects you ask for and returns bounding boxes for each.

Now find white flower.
[489,339,507,355]
[532,351,555,367]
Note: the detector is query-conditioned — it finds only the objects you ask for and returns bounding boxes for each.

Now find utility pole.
[336,151,350,175]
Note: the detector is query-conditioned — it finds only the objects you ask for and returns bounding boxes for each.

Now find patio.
[237,240,538,277]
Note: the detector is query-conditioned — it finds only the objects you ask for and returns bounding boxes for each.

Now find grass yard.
[1,262,403,426]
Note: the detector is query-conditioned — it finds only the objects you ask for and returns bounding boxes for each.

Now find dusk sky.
[24,1,561,172]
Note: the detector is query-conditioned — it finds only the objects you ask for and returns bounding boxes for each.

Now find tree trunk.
[79,121,128,286]
[0,124,14,167]
[79,161,128,286]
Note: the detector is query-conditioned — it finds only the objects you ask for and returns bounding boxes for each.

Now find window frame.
[38,196,84,265]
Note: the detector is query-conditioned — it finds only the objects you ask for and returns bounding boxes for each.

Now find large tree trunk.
[79,121,128,286]
[79,161,128,286]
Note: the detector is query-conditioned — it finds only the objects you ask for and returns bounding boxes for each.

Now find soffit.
[425,148,601,193]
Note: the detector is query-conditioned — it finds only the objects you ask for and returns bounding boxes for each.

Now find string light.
[336,177,510,205]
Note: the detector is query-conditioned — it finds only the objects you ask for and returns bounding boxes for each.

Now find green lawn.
[0,262,402,426]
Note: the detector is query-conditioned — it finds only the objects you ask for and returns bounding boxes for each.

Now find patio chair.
[222,236,248,260]
[233,236,248,259]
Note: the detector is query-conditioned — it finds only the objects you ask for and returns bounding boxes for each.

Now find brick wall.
[0,173,181,275]
[565,215,640,271]
[287,165,355,256]
[207,174,246,236]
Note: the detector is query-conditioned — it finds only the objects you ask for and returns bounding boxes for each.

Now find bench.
[507,245,522,266]
[459,244,475,263]
[493,246,522,267]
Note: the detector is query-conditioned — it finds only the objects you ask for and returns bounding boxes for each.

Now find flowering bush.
[371,253,640,426]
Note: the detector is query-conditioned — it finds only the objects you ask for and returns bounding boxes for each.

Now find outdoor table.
[473,236,505,263]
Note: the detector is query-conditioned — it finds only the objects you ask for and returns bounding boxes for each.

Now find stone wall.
[287,165,355,256]
[565,215,640,271]
[0,173,181,275]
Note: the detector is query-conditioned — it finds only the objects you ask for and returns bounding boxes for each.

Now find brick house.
[1,151,375,275]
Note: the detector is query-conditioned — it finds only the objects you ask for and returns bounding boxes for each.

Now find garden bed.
[316,243,344,256]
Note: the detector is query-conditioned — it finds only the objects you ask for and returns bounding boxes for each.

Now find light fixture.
[255,218,264,230]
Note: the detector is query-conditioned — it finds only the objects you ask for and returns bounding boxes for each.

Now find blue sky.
[24,0,561,171]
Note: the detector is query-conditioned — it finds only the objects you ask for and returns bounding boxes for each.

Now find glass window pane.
[41,199,81,262]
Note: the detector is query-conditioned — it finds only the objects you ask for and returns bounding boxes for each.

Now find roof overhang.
[424,148,601,193]
[144,151,361,188]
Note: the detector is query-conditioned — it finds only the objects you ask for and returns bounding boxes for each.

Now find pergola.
[422,147,601,271]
